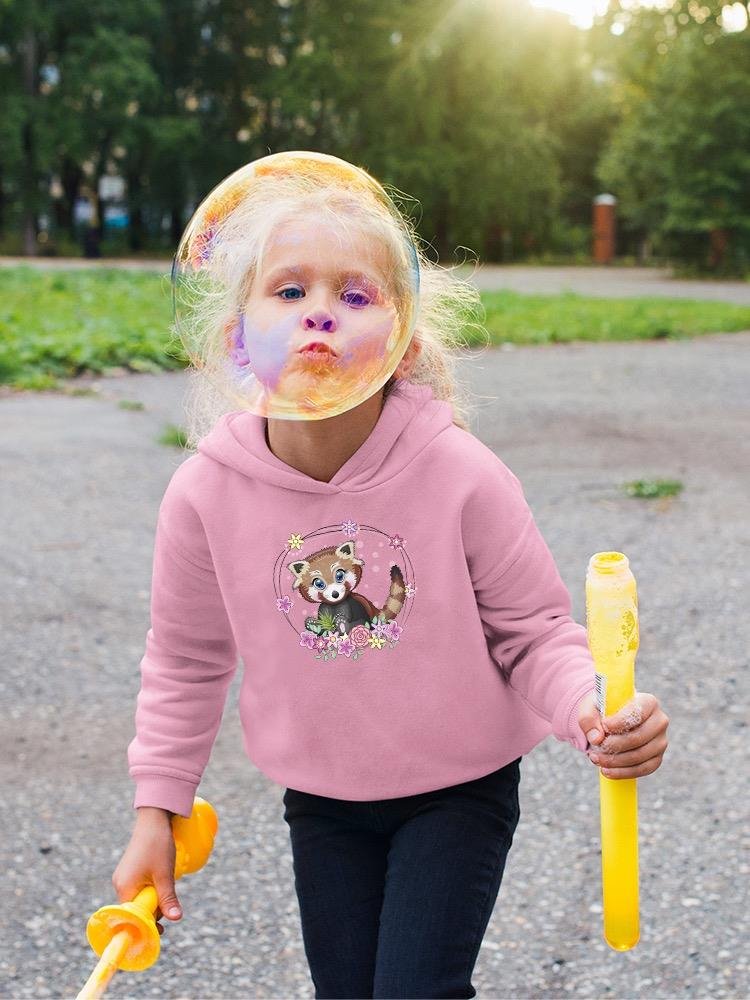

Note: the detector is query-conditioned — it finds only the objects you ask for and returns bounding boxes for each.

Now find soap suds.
[604,694,644,739]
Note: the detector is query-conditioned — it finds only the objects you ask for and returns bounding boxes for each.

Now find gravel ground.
[1,333,748,1000]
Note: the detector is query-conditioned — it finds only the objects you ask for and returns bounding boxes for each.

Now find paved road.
[1,334,747,999]
[2,254,750,304]
[458,264,750,304]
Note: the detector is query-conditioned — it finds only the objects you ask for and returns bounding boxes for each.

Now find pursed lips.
[298,341,339,358]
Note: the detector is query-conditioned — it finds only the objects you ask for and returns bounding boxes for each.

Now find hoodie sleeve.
[127,469,239,818]
[461,453,595,752]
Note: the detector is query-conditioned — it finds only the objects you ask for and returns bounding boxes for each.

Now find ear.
[287,559,310,589]
[226,316,251,366]
[336,541,364,566]
[393,338,421,379]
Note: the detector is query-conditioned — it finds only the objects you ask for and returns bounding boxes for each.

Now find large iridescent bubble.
[172,150,420,420]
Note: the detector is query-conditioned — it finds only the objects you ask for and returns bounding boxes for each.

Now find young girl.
[113,152,669,999]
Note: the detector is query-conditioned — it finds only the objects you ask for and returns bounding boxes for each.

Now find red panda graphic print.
[274,519,416,662]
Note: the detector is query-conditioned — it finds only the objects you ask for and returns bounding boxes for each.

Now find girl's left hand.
[577,690,670,779]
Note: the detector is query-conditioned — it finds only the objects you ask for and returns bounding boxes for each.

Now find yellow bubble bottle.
[76,797,218,999]
[585,551,640,951]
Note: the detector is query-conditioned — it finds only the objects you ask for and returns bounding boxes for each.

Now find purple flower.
[299,632,316,649]
[276,595,293,614]
[337,636,356,658]
[384,621,403,642]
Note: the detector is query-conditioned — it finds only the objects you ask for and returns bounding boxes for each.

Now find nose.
[302,307,337,333]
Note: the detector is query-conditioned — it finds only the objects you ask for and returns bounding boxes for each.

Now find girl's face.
[236,214,402,414]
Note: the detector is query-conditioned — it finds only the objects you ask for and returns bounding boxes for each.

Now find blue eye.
[335,569,345,583]
[278,286,304,300]
[313,578,325,589]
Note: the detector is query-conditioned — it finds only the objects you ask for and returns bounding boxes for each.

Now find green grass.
[0,267,184,389]
[475,289,750,346]
[158,423,190,449]
[1,267,749,389]
[623,478,684,499]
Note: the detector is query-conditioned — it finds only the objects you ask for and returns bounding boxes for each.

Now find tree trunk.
[127,169,144,252]
[61,156,83,239]
[21,25,38,256]
[708,227,729,270]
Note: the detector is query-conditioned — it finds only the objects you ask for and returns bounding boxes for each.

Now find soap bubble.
[172,150,420,420]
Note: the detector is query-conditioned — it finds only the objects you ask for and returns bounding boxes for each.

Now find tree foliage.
[0,0,746,270]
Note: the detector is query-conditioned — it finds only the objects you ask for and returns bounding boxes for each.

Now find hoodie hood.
[196,378,454,494]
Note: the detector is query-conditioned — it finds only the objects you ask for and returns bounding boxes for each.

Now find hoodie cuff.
[558,677,597,753]
[132,773,199,819]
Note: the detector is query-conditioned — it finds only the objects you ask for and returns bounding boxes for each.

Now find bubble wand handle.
[76,797,218,999]
[585,552,640,951]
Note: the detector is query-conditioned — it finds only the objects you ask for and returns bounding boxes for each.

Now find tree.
[595,4,750,271]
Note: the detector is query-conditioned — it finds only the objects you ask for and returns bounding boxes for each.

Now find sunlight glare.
[529,0,613,29]
[529,0,680,30]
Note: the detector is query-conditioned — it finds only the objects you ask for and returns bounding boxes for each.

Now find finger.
[596,712,668,755]
[602,692,657,735]
[589,733,667,769]
[153,878,182,920]
[600,753,664,779]
[114,881,148,905]
[577,691,605,744]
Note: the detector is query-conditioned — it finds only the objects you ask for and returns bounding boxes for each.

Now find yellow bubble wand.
[585,551,640,951]
[76,797,218,999]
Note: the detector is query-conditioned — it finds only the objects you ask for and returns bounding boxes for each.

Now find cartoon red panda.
[287,540,405,634]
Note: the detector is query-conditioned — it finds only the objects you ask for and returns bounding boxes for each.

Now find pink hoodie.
[128,378,595,817]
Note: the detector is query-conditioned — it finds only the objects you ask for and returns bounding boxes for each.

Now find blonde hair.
[173,161,489,448]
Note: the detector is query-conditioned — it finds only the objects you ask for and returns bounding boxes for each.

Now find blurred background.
[1,0,749,272]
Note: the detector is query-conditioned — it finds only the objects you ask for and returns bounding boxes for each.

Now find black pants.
[282,757,522,999]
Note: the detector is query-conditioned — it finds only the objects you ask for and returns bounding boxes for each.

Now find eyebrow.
[264,264,382,286]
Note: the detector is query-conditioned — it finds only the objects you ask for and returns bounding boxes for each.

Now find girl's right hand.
[111,807,183,936]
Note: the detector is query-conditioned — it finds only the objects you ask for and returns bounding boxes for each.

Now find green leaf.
[305,617,326,635]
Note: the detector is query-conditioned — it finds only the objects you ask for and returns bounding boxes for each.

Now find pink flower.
[349,625,371,648]
[299,632,316,649]
[277,595,293,613]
